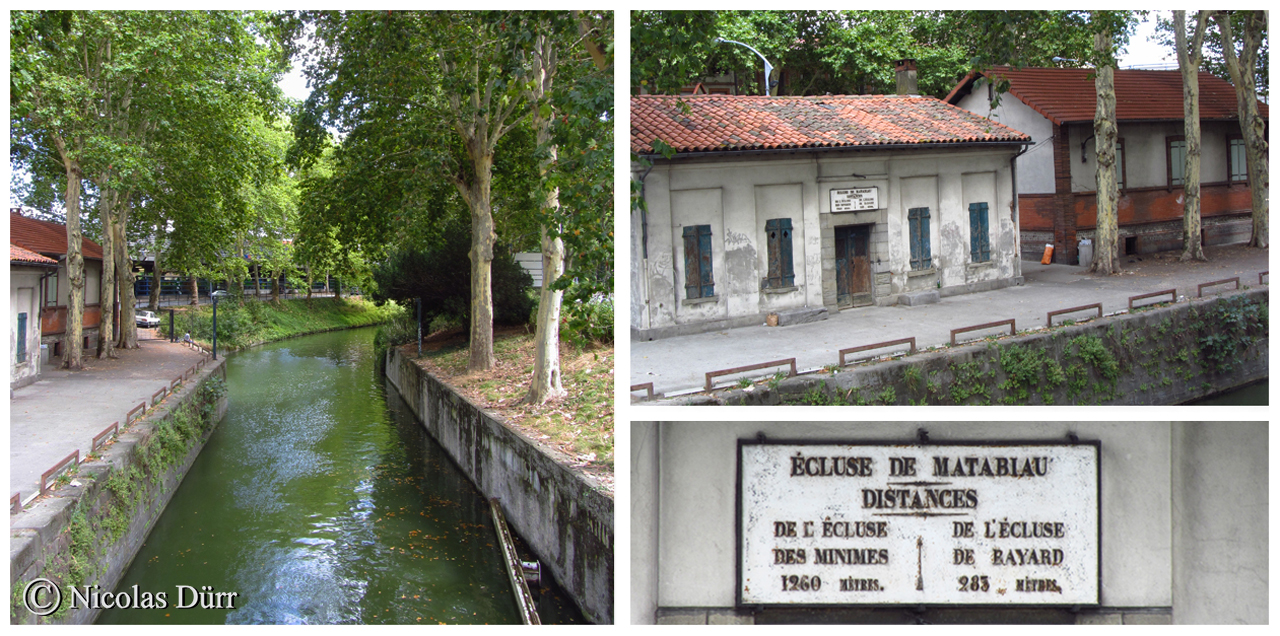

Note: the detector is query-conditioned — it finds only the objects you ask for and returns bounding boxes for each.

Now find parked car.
[136,310,161,328]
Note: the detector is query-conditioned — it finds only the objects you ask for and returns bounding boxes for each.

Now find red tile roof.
[631,94,1031,154]
[11,243,59,266]
[10,212,104,261]
[945,67,1269,126]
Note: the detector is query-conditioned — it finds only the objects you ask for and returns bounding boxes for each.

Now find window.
[908,207,932,270]
[1228,135,1247,182]
[1168,136,1187,187]
[16,312,28,363]
[764,218,795,288]
[969,203,991,263]
[682,225,714,299]
[1116,138,1127,190]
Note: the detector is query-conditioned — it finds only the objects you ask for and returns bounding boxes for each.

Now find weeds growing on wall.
[23,376,225,623]
[1195,294,1267,373]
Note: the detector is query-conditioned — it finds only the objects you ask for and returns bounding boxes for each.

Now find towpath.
[9,330,209,506]
[631,245,1268,398]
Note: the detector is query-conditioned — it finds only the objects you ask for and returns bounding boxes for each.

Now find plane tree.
[1215,11,1268,248]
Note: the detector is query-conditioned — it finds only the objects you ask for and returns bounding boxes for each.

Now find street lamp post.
[211,290,228,359]
[715,37,775,96]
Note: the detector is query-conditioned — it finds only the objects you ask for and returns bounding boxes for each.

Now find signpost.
[737,441,1099,607]
[830,187,880,212]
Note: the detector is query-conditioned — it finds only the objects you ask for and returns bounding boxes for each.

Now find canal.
[100,327,579,624]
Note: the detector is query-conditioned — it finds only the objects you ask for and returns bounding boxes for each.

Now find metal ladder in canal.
[489,498,541,625]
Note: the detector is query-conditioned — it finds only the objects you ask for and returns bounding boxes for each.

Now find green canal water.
[1185,378,1269,405]
[100,327,568,625]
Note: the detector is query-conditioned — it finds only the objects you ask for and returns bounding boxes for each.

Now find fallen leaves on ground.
[400,328,613,495]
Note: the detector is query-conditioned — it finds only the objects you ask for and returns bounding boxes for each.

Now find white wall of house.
[954,79,1056,195]
[954,79,1244,196]
[1068,121,1241,191]
[47,260,102,307]
[633,146,1022,338]
[11,267,45,388]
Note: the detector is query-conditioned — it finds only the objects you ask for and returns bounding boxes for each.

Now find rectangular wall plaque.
[738,441,1099,606]
[830,187,879,212]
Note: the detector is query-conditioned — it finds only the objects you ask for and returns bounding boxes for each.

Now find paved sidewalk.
[9,330,208,504]
[631,245,1269,396]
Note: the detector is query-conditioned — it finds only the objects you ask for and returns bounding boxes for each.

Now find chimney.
[895,59,918,96]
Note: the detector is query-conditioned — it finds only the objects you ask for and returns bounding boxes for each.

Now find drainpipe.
[1010,143,1031,280]
[636,162,656,332]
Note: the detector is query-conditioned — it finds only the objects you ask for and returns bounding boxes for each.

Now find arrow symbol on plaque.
[916,536,923,591]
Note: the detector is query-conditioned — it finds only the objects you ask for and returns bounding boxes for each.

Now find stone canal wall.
[666,288,1267,406]
[385,348,614,624]
[10,359,228,625]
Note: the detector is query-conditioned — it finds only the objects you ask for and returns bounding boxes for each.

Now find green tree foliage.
[631,10,1135,99]
[370,227,535,331]
[11,10,288,362]
[1156,11,1268,99]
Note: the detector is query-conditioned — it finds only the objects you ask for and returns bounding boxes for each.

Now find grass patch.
[173,297,404,351]
[407,330,614,490]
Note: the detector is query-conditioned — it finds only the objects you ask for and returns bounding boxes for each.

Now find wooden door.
[834,225,873,307]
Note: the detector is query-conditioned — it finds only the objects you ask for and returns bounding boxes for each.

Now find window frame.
[1167,135,1187,189]
[1227,134,1248,183]
[764,218,795,288]
[1115,137,1127,191]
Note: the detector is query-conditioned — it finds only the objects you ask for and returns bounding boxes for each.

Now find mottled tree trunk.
[1089,30,1121,275]
[148,239,162,312]
[115,199,138,349]
[96,185,117,358]
[305,265,313,300]
[1217,11,1268,248]
[523,32,566,404]
[1176,10,1208,261]
[467,146,497,372]
[190,275,199,305]
[54,137,86,369]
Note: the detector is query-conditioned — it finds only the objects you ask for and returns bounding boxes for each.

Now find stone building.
[945,67,1268,264]
[631,94,1031,340]
[632,421,1267,624]
[10,244,59,388]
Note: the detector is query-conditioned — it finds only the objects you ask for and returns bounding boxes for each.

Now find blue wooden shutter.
[683,225,714,298]
[16,312,27,363]
[765,218,794,287]
[698,226,714,297]
[779,218,794,286]
[969,203,990,262]
[909,207,931,269]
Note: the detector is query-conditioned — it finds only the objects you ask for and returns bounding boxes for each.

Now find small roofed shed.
[9,210,106,353]
[946,67,1268,263]
[631,94,1032,340]
[10,244,59,388]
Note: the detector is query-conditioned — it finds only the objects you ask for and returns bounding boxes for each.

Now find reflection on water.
[99,328,522,624]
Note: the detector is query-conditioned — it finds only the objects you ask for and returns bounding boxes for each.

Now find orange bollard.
[1040,244,1054,265]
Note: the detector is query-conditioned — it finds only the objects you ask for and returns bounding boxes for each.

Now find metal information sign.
[830,187,879,212]
[738,441,1099,607]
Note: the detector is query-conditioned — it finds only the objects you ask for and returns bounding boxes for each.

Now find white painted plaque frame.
[737,440,1100,607]
[829,187,879,212]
